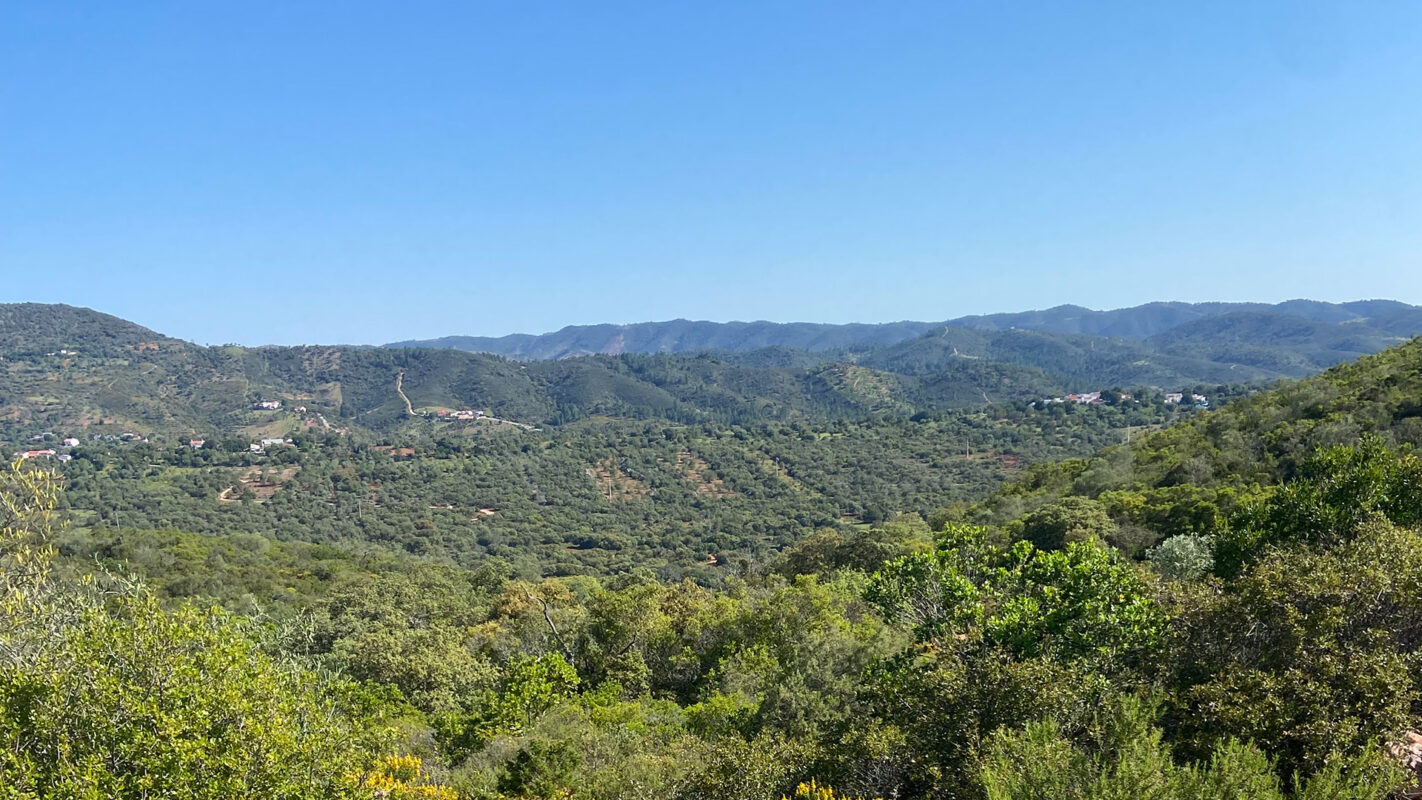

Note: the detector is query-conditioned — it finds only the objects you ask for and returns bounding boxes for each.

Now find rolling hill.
[0,304,1110,443]
[3,301,1418,448]
[963,332,1422,541]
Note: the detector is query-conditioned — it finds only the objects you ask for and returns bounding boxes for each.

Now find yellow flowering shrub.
[783,779,882,800]
[353,754,458,800]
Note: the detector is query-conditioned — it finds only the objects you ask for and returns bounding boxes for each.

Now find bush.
[1018,497,1118,552]
[981,695,1405,800]
[1148,535,1214,581]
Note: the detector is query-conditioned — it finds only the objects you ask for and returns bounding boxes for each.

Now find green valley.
[6,303,1422,799]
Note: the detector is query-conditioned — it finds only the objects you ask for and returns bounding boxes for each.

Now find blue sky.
[2,1,1419,345]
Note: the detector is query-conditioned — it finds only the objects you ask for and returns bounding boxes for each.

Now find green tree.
[867,526,1163,667]
[862,526,1165,796]
[1017,497,1118,552]
[497,741,582,799]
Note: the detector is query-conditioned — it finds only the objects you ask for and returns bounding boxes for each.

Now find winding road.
[395,370,414,416]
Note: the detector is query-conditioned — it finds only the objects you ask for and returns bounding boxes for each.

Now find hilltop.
[0,303,187,356]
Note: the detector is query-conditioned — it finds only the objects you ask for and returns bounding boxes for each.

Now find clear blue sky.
[3,1,1420,345]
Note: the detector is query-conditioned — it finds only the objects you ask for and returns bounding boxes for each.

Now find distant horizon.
[389,296,1418,340]
[10,275,1422,349]
[9,295,1417,348]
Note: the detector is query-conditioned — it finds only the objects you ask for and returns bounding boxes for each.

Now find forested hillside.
[8,333,1422,798]
[5,301,1406,449]
[53,403,1181,579]
[1,303,1259,444]
[0,303,1249,581]
[965,335,1422,539]
[10,0,1420,793]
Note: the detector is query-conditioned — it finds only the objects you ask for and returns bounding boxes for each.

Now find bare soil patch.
[673,451,737,498]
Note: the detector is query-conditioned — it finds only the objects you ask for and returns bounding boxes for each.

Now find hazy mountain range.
[389,299,1422,360]
[3,299,1420,442]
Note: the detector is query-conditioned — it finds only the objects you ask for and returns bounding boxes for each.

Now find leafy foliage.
[981,696,1402,800]
[1146,534,1213,581]
[0,460,450,799]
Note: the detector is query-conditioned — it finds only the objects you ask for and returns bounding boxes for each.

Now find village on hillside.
[1034,390,1210,408]
[13,431,148,462]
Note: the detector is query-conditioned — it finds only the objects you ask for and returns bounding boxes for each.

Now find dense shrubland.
[9,425,1422,797]
[0,463,448,798]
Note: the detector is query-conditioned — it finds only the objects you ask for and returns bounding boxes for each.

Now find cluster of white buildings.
[1165,393,1210,408]
[86,432,146,443]
[1041,391,1130,406]
[248,437,293,453]
[1036,390,1210,408]
[434,409,484,421]
[14,432,94,461]
[14,430,300,459]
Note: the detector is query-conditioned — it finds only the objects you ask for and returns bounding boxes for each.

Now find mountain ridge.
[388,299,1422,360]
[4,300,1420,444]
